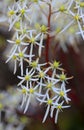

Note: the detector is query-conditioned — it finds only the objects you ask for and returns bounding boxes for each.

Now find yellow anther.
[18,52,24,58]
[39,71,44,78]
[31,61,37,68]
[20,9,25,15]
[80,2,84,7]
[8,10,15,16]
[22,89,27,94]
[41,25,48,33]
[60,74,66,81]
[59,5,66,12]
[15,39,21,45]
[57,105,62,109]
[59,91,64,97]
[12,55,17,60]
[29,37,35,44]
[74,15,80,21]
[46,82,52,89]
[29,88,34,94]
[52,61,60,69]
[25,75,31,81]
[14,22,20,29]
[47,99,52,105]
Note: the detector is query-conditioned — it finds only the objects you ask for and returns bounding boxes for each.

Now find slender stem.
[45,4,51,64]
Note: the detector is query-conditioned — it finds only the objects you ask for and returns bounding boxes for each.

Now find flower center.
[25,75,31,81]
[29,37,35,44]
[52,61,60,69]
[57,105,62,109]
[39,71,44,78]
[46,82,52,89]
[22,89,27,94]
[15,39,21,45]
[41,25,48,33]
[59,91,64,97]
[31,61,37,68]
[29,88,34,94]
[8,10,15,16]
[80,2,84,7]
[60,74,66,81]
[74,15,80,21]
[47,99,52,105]
[14,22,20,29]
[12,55,17,60]
[18,52,24,58]
[20,9,25,15]
[59,5,66,12]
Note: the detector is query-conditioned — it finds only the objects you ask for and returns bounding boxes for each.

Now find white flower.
[15,20,35,36]
[37,24,48,57]
[52,81,71,103]
[16,47,34,76]
[27,58,47,70]
[37,93,56,123]
[26,31,43,61]
[17,68,38,87]
[38,75,59,93]
[7,32,28,57]
[7,5,18,30]
[16,2,31,22]
[36,67,50,93]
[18,85,28,109]
[51,101,70,123]
[59,9,84,39]
[49,60,63,77]
[56,71,73,83]
[20,82,39,113]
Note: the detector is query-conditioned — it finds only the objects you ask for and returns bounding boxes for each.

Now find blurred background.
[0,0,84,130]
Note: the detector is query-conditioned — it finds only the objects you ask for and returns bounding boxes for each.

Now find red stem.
[45,4,51,64]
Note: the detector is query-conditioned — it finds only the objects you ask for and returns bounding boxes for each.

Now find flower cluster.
[0,88,29,130]
[5,0,75,123]
[6,0,84,50]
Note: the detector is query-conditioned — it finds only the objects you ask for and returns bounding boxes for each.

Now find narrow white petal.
[55,110,59,123]
[42,105,50,123]
[24,95,31,113]
[59,20,74,34]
